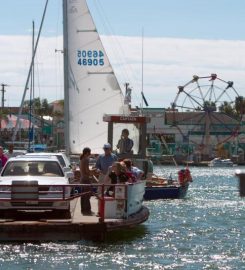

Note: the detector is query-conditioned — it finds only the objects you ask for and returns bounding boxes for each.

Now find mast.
[12,0,49,143]
[141,28,144,112]
[28,21,35,152]
[63,0,70,156]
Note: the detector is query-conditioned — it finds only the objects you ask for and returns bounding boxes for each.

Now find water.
[0,166,245,269]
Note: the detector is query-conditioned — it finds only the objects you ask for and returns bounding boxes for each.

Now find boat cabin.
[103,114,150,158]
[103,114,153,177]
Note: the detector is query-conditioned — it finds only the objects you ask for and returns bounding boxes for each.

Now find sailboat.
[62,0,192,202]
[63,0,138,155]
[62,0,149,227]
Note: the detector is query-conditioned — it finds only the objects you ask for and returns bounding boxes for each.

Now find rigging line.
[54,0,62,102]
[92,1,129,81]
[84,2,127,102]
[93,0,142,106]
[10,85,63,88]
[12,0,49,143]
[141,28,144,110]
[93,0,133,80]
[58,57,63,99]
[34,53,42,100]
[55,0,61,36]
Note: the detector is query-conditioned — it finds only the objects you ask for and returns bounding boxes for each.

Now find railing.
[0,181,146,222]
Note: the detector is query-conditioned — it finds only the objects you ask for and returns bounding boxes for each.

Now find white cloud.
[0,34,245,108]
[0,35,63,107]
[102,36,245,108]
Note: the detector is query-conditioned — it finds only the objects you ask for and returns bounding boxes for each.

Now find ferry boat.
[0,155,148,241]
[62,0,150,233]
[0,0,150,241]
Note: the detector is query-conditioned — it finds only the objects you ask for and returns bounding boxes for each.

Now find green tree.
[219,101,236,116]
[234,96,245,116]
[0,109,9,129]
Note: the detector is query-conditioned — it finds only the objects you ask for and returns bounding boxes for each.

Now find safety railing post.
[99,184,105,223]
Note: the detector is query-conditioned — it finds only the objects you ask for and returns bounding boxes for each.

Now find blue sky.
[0,0,245,108]
[1,0,245,39]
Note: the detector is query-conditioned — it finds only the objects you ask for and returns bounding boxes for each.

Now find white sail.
[64,0,135,154]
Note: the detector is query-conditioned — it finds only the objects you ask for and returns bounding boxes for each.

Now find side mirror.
[63,167,71,173]
[65,171,74,179]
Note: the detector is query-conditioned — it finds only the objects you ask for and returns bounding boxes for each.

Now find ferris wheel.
[170,74,242,159]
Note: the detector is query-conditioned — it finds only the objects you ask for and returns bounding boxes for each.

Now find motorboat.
[144,168,192,200]
[208,157,234,167]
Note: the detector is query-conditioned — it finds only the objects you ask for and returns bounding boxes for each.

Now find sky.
[0,0,245,109]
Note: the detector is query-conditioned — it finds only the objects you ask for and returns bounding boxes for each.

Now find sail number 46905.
[77,50,104,66]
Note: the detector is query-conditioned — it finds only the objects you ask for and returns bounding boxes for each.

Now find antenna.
[28,20,35,152]
[141,28,144,113]
[140,28,149,113]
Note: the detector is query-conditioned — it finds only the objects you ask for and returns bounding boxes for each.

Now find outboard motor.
[134,159,153,179]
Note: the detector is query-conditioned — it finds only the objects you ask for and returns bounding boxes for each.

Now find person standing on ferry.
[116,129,134,154]
[95,143,117,183]
[80,147,93,215]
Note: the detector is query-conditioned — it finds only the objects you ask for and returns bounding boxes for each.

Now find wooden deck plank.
[71,196,99,224]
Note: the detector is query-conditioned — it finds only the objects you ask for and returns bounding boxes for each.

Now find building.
[143,108,245,163]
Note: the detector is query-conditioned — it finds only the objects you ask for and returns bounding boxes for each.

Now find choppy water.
[0,166,245,270]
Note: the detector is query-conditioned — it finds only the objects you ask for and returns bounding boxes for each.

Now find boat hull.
[0,198,149,242]
[208,158,234,167]
[144,183,189,200]
[208,163,233,167]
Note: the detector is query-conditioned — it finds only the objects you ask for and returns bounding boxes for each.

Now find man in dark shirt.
[117,129,134,154]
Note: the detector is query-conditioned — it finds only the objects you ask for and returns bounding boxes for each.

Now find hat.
[103,143,111,149]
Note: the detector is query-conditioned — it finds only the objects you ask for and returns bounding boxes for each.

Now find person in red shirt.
[0,146,8,169]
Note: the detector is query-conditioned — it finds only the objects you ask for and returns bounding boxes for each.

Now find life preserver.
[178,168,193,185]
[178,169,185,185]
[185,168,192,182]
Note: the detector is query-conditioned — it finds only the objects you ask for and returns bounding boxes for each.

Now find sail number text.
[77,50,104,66]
